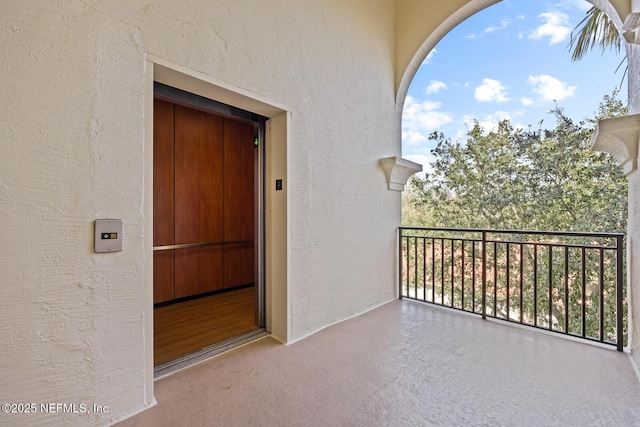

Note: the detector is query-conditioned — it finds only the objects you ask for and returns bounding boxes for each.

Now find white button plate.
[94,219,123,253]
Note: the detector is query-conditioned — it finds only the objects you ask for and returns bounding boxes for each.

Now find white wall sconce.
[591,114,640,176]
[379,156,423,191]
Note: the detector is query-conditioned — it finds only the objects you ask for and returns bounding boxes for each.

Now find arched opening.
[397,0,630,351]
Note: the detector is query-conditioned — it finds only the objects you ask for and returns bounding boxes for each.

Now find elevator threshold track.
[155,328,269,379]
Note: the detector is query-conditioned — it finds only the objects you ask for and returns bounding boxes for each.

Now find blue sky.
[402,0,627,171]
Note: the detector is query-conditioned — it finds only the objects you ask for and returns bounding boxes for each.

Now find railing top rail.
[399,226,624,239]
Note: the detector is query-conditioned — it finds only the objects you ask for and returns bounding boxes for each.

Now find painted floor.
[116,299,640,426]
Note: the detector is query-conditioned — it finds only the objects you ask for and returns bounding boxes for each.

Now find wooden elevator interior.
[152,96,260,366]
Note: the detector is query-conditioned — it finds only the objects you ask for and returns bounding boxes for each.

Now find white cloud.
[402,130,427,147]
[426,80,447,94]
[422,48,437,65]
[485,18,511,33]
[527,74,577,101]
[474,78,510,103]
[521,97,534,106]
[402,95,453,146]
[528,11,571,45]
[467,17,511,39]
[555,0,591,12]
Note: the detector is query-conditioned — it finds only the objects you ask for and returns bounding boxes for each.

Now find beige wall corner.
[266,112,291,344]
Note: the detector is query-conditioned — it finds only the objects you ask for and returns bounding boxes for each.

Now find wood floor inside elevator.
[154,286,257,366]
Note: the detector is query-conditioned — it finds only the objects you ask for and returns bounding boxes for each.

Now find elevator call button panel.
[94,219,123,253]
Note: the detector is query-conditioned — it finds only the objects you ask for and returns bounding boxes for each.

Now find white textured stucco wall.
[0,0,398,425]
[4,0,638,425]
[625,40,640,375]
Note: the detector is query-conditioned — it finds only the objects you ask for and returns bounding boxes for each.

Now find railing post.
[399,227,403,300]
[616,234,624,351]
[482,231,487,320]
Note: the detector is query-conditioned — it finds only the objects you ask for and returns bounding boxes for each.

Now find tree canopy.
[403,90,628,234]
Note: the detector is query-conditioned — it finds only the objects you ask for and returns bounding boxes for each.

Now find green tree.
[403,90,628,234]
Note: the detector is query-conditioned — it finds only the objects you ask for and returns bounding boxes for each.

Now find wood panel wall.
[153,99,257,304]
[223,118,255,289]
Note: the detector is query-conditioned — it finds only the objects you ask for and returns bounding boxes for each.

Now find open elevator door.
[152,83,266,373]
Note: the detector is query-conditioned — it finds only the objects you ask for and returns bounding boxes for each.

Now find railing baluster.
[600,248,605,343]
[413,237,418,299]
[431,238,435,303]
[581,247,586,339]
[441,238,445,305]
[451,239,455,308]
[422,237,427,302]
[406,234,411,298]
[472,240,476,313]
[493,241,498,318]
[519,243,524,324]
[564,246,569,334]
[534,244,538,327]
[461,240,466,311]
[506,243,510,321]
[482,231,487,320]
[549,245,553,331]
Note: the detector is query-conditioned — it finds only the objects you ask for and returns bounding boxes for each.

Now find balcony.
[117,299,640,426]
[115,228,639,426]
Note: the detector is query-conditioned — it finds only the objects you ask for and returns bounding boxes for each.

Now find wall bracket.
[379,156,423,191]
[591,114,640,176]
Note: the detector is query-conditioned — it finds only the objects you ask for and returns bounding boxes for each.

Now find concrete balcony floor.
[117,300,640,426]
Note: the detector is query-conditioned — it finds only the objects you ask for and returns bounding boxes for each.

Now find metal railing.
[399,227,626,351]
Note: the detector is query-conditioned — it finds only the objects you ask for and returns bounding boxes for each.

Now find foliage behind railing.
[399,227,626,351]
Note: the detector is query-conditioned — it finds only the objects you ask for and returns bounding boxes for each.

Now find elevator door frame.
[153,82,267,375]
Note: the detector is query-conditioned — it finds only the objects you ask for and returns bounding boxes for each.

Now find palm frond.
[568,6,621,62]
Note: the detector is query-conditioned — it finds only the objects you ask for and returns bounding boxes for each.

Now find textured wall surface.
[626,40,640,374]
[2,0,639,426]
[0,0,399,425]
[629,171,640,373]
